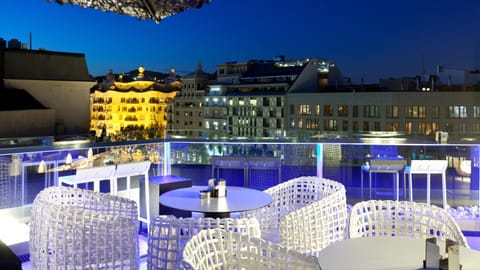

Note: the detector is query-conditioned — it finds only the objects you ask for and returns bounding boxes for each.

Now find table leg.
[409,173,413,202]
[144,173,150,225]
[127,176,131,199]
[426,173,431,205]
[395,172,399,201]
[360,168,364,200]
[369,171,372,199]
[442,172,447,209]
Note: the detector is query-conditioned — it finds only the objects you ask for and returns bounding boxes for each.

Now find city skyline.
[1,0,479,83]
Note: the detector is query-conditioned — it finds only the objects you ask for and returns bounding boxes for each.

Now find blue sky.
[1,0,479,83]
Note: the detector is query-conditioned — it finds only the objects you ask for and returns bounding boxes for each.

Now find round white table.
[159,186,273,218]
[317,237,480,270]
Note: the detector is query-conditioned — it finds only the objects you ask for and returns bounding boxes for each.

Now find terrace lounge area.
[1,137,480,269]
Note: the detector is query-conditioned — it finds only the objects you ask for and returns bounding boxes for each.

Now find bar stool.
[360,159,406,200]
[405,160,448,209]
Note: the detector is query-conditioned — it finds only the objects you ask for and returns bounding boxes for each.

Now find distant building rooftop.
[1,48,93,81]
[241,60,305,78]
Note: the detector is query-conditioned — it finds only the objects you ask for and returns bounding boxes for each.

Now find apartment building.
[222,57,345,138]
[286,89,480,141]
[169,64,211,138]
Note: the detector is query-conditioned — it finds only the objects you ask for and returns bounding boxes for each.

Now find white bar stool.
[406,160,448,209]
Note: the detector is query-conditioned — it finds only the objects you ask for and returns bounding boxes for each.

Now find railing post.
[316,143,323,178]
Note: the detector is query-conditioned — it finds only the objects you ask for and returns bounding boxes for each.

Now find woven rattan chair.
[29,186,139,269]
[242,176,347,245]
[181,228,322,270]
[349,200,469,247]
[147,215,261,270]
[279,178,347,256]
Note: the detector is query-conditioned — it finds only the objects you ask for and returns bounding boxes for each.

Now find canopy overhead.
[48,0,211,23]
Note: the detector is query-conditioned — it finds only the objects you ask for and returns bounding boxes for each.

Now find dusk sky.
[1,0,479,83]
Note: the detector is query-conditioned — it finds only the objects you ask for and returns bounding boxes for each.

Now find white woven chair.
[147,215,261,270]
[349,200,469,247]
[242,176,347,246]
[181,228,322,270]
[241,176,329,231]
[279,178,347,256]
[29,186,139,269]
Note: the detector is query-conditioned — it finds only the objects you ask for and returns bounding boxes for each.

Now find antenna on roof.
[29,32,32,50]
[421,55,427,81]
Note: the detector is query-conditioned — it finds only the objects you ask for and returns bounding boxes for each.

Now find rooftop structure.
[48,0,212,23]
[1,44,94,138]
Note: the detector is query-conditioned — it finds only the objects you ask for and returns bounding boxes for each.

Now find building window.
[405,122,413,135]
[353,105,359,118]
[299,104,311,115]
[374,121,381,131]
[363,121,369,132]
[473,106,480,119]
[363,105,380,118]
[353,121,359,132]
[324,119,337,131]
[306,119,319,129]
[386,122,399,131]
[298,119,303,129]
[386,105,399,118]
[473,123,480,133]
[449,105,467,119]
[324,105,334,116]
[289,119,295,128]
[314,104,320,115]
[406,105,426,118]
[338,105,348,117]
[418,122,438,135]
[263,98,269,106]
[342,120,348,131]
[290,104,295,114]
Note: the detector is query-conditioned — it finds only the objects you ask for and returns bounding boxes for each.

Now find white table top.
[159,186,273,215]
[317,237,480,270]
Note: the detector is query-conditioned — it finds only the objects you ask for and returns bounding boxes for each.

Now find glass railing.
[0,136,479,232]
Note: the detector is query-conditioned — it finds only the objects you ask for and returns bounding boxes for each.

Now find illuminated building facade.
[90,68,178,140]
[222,57,344,138]
[286,90,480,141]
